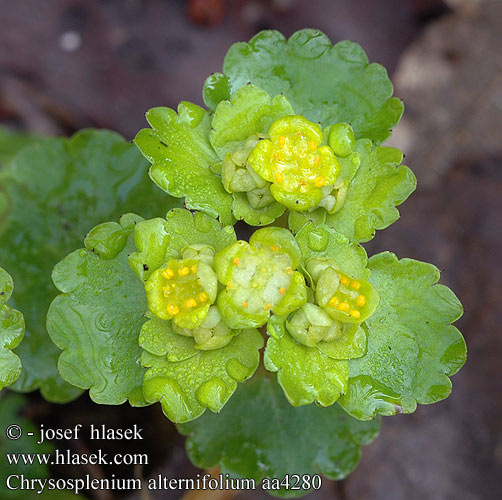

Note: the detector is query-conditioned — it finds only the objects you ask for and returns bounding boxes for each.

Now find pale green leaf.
[295,222,370,280]
[129,208,236,283]
[210,84,293,158]
[205,30,403,143]
[142,328,263,423]
[134,102,234,225]
[325,141,416,242]
[339,252,467,419]
[265,315,348,407]
[47,215,148,405]
[0,127,40,169]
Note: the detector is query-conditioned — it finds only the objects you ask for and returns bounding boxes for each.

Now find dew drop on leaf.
[226,357,251,382]
[307,227,329,252]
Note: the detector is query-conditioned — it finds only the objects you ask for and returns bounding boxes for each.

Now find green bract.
[215,227,307,328]
[179,373,381,498]
[134,103,234,225]
[339,252,467,419]
[266,315,349,407]
[0,130,179,402]
[262,223,374,406]
[0,268,24,390]
[204,29,403,143]
[47,214,149,405]
[322,141,416,242]
[141,327,263,423]
[123,209,262,421]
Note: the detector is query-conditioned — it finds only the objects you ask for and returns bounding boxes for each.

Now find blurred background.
[0,0,501,499]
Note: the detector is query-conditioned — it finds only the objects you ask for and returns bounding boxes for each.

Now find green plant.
[0,30,466,497]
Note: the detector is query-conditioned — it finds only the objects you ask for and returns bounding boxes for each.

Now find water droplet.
[226,358,251,382]
[308,227,329,252]
[195,378,227,412]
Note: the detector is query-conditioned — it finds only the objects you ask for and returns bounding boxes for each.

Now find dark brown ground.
[1,1,501,499]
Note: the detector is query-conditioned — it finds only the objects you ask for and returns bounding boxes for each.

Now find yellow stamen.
[356,295,366,307]
[273,153,280,162]
[163,286,170,296]
[275,172,284,183]
[314,176,325,187]
[350,309,361,319]
[299,179,307,186]
[178,266,189,276]
[162,268,174,279]
[167,304,179,315]
[314,156,321,166]
[271,244,279,252]
[328,296,339,307]
[233,257,240,266]
[264,303,272,311]
[340,275,350,286]
[278,136,286,146]
[337,302,350,312]
[191,264,197,274]
[242,301,248,308]
[226,282,232,290]
[185,298,197,308]
[285,267,292,275]
[199,292,208,302]
[308,140,316,151]
[351,281,361,290]
[279,287,286,295]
